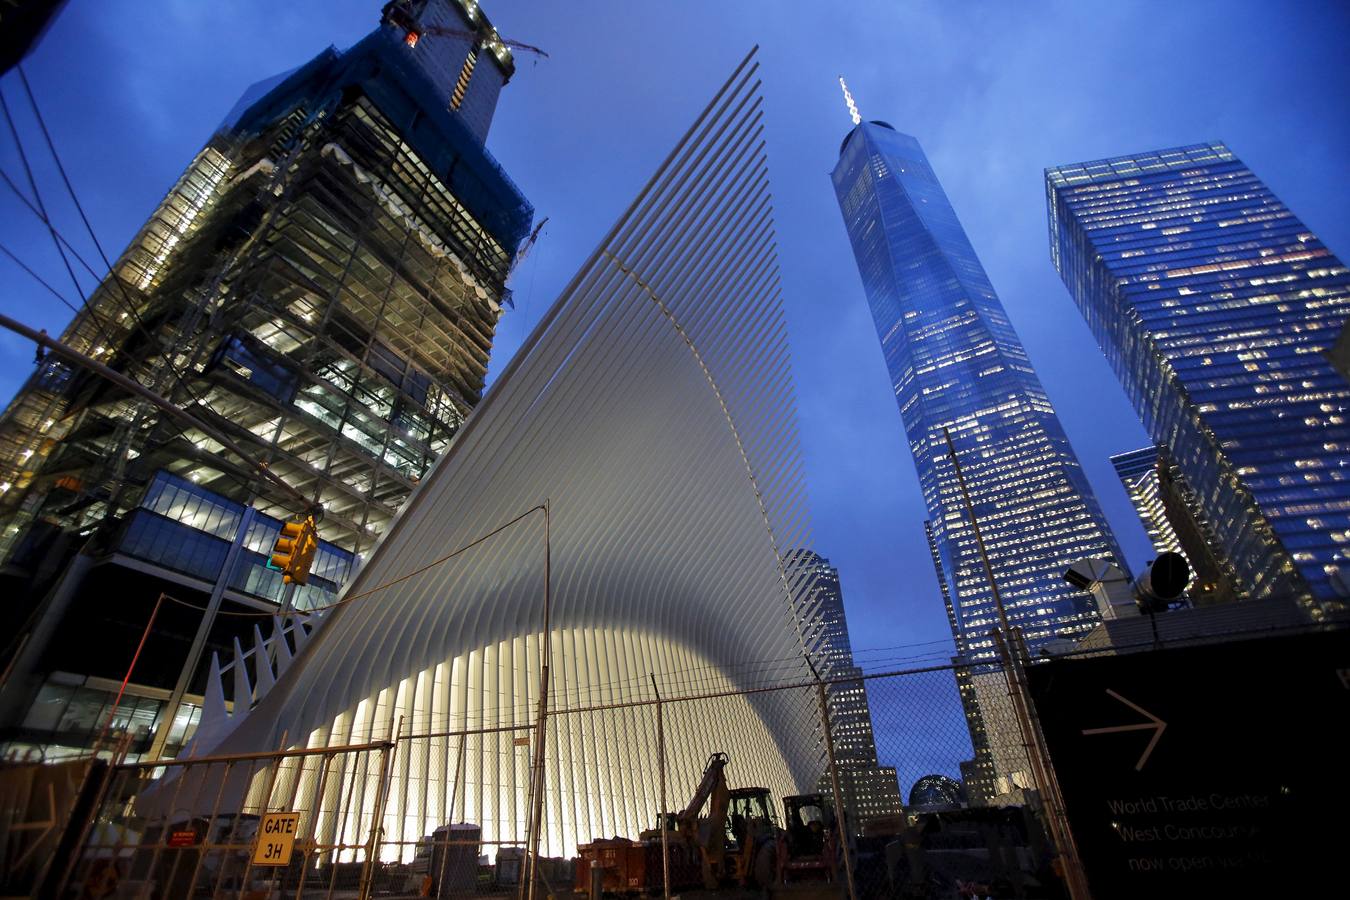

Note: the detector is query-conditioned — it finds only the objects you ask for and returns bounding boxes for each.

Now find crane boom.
[679,752,729,822]
[507,216,548,280]
[414,23,549,58]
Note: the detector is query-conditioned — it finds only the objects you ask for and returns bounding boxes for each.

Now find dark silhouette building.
[790,550,903,828]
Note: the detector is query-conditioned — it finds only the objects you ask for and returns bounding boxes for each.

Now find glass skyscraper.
[0,0,532,759]
[789,549,903,827]
[831,122,1127,658]
[1047,142,1350,615]
[1110,447,1184,557]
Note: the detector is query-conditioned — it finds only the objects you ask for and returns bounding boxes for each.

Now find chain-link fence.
[845,660,1067,899]
[59,739,398,898]
[363,724,537,898]
[47,640,1082,899]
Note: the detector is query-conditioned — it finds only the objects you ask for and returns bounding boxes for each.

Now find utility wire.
[0,240,77,311]
[0,85,87,304]
[0,177,266,509]
[17,66,120,277]
[0,76,291,510]
[2,169,112,285]
[10,68,246,433]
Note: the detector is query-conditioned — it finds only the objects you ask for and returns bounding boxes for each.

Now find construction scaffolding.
[0,27,532,566]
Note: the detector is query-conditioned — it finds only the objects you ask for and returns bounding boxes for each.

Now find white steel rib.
[149,48,824,859]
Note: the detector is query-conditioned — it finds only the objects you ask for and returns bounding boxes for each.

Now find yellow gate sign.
[252,812,300,866]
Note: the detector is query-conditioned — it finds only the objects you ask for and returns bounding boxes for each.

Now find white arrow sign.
[1082,689,1167,771]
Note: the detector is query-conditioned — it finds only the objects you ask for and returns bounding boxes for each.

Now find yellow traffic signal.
[269,515,319,585]
[291,517,319,586]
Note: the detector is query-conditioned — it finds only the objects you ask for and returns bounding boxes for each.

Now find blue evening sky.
[2,1,1348,705]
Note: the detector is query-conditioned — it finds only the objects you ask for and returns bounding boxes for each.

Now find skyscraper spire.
[838,75,861,125]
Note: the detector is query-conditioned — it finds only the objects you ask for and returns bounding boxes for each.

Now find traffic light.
[268,515,319,585]
[292,517,318,585]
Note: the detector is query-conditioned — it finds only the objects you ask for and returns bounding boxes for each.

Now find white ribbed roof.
[173,50,823,848]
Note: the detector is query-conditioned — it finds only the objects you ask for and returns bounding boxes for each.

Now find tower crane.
[381,3,548,59]
[508,216,548,281]
[409,23,548,60]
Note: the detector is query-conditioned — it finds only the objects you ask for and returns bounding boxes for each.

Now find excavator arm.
[675,752,732,888]
[678,752,728,824]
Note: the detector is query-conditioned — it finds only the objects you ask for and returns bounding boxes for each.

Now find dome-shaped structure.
[908,774,964,810]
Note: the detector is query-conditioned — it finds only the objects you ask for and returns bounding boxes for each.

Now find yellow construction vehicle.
[674,752,732,888]
[576,752,782,894]
[727,786,781,888]
[673,752,781,889]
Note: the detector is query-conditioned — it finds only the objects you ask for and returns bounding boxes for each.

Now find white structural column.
[154,48,824,860]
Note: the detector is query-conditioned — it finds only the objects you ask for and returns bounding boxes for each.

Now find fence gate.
[57,741,395,899]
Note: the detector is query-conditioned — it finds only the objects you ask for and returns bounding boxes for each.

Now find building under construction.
[0,0,533,761]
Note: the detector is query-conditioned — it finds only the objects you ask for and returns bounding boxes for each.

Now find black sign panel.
[1026,628,1349,897]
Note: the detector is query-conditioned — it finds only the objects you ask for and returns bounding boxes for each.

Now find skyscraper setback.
[831,122,1126,658]
[1110,447,1184,558]
[1111,445,1239,606]
[1047,142,1350,614]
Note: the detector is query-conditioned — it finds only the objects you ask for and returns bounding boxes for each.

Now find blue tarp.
[226,29,533,253]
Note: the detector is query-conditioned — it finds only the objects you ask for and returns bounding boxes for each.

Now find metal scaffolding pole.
[650,673,670,900]
[145,505,257,761]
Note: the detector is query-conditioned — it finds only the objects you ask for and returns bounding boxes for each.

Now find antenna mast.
[838,76,862,125]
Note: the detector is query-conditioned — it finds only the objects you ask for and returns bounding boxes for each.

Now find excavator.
[674,751,733,888]
[671,752,780,889]
[577,753,833,894]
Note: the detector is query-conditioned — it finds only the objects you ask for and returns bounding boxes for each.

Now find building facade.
[139,51,828,861]
[831,123,1127,660]
[789,550,903,828]
[1110,447,1185,558]
[923,519,997,806]
[1113,445,1239,606]
[1047,142,1350,615]
[0,0,532,759]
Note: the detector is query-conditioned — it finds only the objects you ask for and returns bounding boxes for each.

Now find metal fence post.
[233,731,291,896]
[521,666,550,900]
[650,673,670,900]
[588,858,602,900]
[357,719,402,900]
[810,665,858,900]
[522,499,552,900]
[50,752,121,897]
[994,628,1092,900]
[948,428,1091,897]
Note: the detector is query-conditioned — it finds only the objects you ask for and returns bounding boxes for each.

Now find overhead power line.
[0,70,286,507]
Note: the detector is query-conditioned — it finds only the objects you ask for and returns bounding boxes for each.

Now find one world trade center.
[831,111,1126,660]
